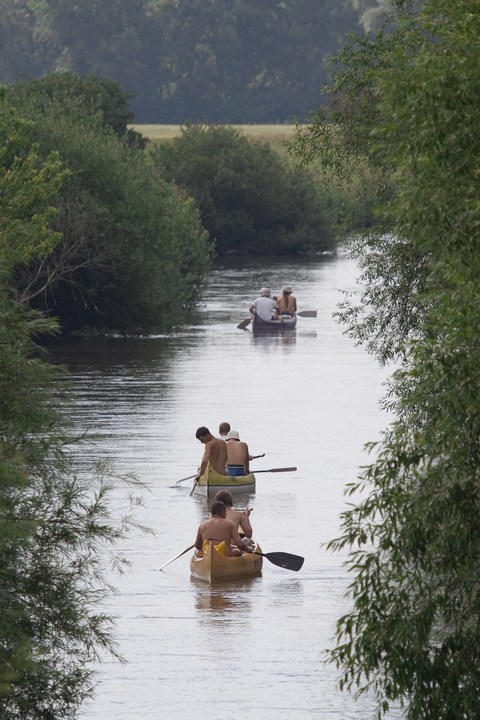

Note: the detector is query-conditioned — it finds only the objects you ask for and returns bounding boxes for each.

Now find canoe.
[192,461,255,496]
[190,541,263,582]
[252,313,297,331]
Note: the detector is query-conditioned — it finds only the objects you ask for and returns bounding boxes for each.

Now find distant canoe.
[192,462,255,496]
[252,313,297,331]
[190,541,263,582]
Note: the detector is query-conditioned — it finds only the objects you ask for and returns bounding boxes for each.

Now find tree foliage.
[0,94,146,717]
[5,79,211,335]
[293,1,480,717]
[0,0,369,122]
[154,124,335,255]
[5,73,146,147]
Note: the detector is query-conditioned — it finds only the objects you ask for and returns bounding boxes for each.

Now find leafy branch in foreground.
[293,1,480,718]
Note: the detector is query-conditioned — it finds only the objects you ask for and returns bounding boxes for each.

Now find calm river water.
[49,253,401,720]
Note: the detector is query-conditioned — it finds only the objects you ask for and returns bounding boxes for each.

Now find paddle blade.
[255,551,304,572]
[297,310,317,317]
[237,317,252,330]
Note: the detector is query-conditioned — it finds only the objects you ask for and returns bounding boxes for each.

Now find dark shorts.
[226,465,245,477]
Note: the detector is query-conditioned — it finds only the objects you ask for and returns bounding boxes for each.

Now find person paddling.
[225,429,250,476]
[214,490,254,546]
[194,501,252,557]
[195,426,228,479]
[275,286,297,316]
[249,287,279,321]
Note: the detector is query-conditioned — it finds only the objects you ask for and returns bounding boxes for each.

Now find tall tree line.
[0,0,375,122]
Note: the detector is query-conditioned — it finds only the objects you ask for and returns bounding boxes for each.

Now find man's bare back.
[225,433,250,473]
[195,502,252,557]
[225,506,253,538]
[213,490,253,539]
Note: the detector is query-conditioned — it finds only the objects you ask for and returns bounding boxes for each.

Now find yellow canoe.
[192,461,256,496]
[190,541,263,582]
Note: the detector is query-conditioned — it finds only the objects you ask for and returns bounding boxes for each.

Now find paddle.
[189,478,199,496]
[254,550,304,572]
[189,465,296,496]
[237,316,252,330]
[254,466,297,473]
[174,473,197,486]
[156,544,195,571]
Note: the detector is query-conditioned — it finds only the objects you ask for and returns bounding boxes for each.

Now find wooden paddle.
[189,478,199,496]
[237,316,252,330]
[173,473,197,486]
[254,466,297,473]
[156,544,195,571]
[254,550,304,572]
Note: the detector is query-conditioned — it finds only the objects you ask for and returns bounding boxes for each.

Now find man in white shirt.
[249,287,279,321]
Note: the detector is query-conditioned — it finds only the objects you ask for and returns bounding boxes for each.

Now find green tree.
[154,124,335,255]
[293,1,480,718]
[6,86,211,334]
[0,0,369,122]
[0,94,145,717]
[6,73,146,147]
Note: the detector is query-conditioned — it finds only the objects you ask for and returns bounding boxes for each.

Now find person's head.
[283,286,292,295]
[260,287,270,297]
[211,500,226,517]
[218,421,230,436]
[196,426,212,443]
[214,490,233,507]
[226,430,240,441]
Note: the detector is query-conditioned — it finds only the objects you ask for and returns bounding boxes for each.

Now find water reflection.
[192,577,258,620]
[267,579,304,607]
[251,329,297,348]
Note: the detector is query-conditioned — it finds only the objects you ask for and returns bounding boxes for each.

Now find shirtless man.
[195,426,228,478]
[276,286,297,316]
[194,501,253,557]
[225,430,250,476]
[214,490,253,540]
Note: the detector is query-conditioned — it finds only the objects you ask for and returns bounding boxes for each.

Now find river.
[49,253,400,720]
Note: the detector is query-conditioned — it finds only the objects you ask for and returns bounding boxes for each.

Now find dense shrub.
[6,95,211,335]
[153,124,336,256]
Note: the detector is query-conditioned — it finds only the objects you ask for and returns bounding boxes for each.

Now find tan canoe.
[191,461,256,496]
[190,541,263,582]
